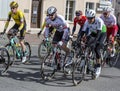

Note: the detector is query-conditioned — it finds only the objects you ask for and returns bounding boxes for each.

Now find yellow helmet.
[10,1,18,8]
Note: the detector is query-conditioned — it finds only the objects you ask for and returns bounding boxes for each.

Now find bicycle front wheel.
[0,48,10,74]
[41,51,56,80]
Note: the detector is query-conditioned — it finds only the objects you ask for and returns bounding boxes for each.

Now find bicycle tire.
[41,51,56,80]
[85,47,96,79]
[5,44,15,65]
[24,42,31,62]
[72,57,85,86]
[38,41,51,59]
[0,48,10,74]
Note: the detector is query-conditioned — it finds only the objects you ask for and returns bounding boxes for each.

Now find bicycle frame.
[51,44,63,67]
[9,35,22,59]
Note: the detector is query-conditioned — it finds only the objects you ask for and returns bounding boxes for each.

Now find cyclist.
[81,9,107,78]
[71,10,87,39]
[100,7,118,56]
[1,1,27,63]
[44,6,71,69]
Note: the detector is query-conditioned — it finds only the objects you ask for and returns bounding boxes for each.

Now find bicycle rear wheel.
[24,42,31,62]
[41,51,56,80]
[0,48,10,74]
[72,57,85,86]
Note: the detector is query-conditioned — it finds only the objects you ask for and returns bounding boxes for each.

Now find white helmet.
[47,6,57,15]
[103,7,112,12]
[85,9,96,18]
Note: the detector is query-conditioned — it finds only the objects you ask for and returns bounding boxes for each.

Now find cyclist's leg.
[95,33,106,64]
[110,25,118,56]
[106,27,112,41]
[19,24,26,63]
[94,33,106,78]
[111,25,118,42]
[52,31,64,70]
[52,30,69,53]
[61,29,71,55]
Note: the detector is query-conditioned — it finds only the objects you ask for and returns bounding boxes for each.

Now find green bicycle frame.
[9,36,22,59]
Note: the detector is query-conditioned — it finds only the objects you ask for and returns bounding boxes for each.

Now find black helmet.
[75,10,82,16]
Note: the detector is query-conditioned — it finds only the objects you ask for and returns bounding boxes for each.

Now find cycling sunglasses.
[49,13,55,16]
[87,17,94,20]
[11,7,16,10]
[103,12,108,15]
[76,13,82,16]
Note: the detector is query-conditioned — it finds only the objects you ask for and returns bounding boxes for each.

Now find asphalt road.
[0,34,120,91]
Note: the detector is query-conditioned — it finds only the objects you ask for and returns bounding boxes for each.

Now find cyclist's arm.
[95,20,103,41]
[44,25,50,38]
[80,21,88,38]
[18,12,25,31]
[41,20,46,31]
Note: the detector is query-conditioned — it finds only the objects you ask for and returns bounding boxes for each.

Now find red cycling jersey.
[73,16,87,27]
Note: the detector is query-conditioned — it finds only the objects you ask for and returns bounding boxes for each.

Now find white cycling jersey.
[82,17,106,35]
[100,14,117,26]
[44,14,69,40]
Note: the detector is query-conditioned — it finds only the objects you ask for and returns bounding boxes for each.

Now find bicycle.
[71,39,85,86]
[40,41,74,80]
[0,34,10,74]
[4,30,31,64]
[71,36,97,86]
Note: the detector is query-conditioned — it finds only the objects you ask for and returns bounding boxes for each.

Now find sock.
[23,51,25,57]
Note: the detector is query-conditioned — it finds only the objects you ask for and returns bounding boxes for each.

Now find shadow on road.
[1,70,75,87]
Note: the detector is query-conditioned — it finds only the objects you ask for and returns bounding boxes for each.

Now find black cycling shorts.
[52,31,64,44]
[9,23,26,40]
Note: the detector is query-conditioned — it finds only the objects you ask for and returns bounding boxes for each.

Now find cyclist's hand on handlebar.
[37,30,42,37]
